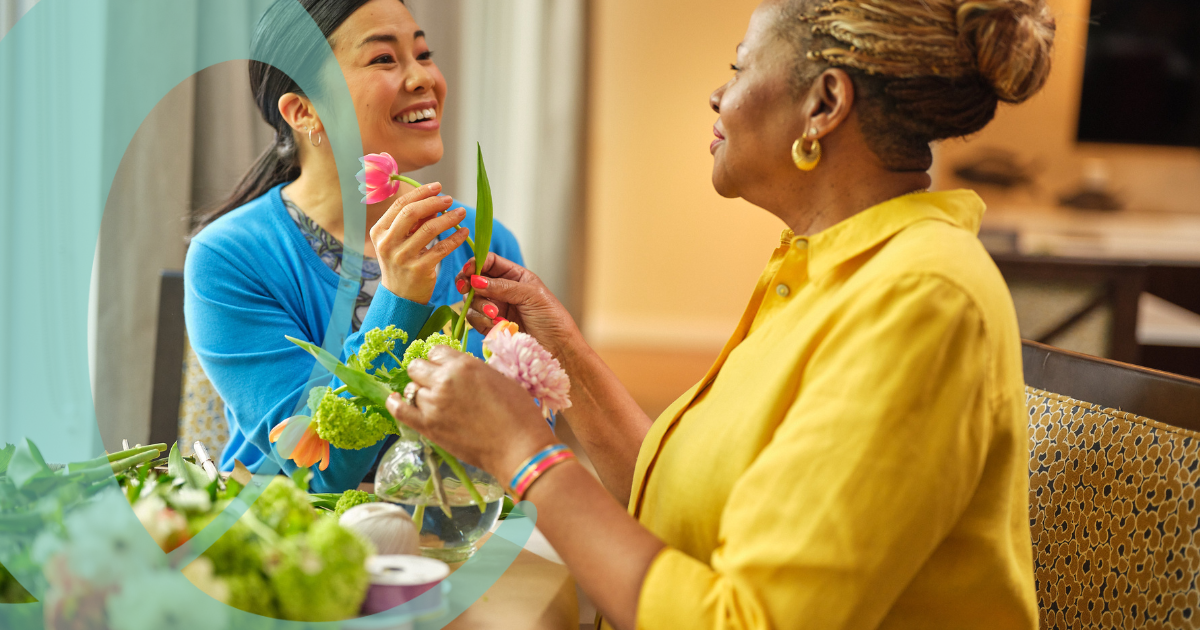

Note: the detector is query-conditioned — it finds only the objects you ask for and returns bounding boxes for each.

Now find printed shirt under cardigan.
[184,183,523,493]
[612,191,1037,629]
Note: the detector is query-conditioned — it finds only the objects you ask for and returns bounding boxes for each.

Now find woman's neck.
[780,170,932,237]
[283,160,414,257]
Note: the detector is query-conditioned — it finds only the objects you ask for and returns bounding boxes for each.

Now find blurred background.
[4,0,1199,451]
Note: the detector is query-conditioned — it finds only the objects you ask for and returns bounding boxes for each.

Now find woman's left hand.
[385,345,557,482]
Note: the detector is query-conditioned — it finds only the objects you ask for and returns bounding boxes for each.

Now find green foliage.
[0,562,35,604]
[311,389,398,451]
[167,443,211,490]
[266,518,372,622]
[250,477,317,537]
[418,305,460,341]
[333,490,377,517]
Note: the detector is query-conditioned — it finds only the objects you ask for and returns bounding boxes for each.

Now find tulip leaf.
[419,305,459,341]
[474,143,494,275]
[7,439,52,490]
[0,443,15,475]
[286,336,394,408]
[168,443,210,490]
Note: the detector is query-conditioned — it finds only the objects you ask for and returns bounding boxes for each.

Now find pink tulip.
[357,152,402,205]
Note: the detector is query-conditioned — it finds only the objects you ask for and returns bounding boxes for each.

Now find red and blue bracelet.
[510,444,576,500]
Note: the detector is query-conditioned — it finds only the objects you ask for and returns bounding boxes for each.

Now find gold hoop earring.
[792,132,821,171]
[309,127,322,148]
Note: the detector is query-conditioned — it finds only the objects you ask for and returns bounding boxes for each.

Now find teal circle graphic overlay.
[0,1,533,627]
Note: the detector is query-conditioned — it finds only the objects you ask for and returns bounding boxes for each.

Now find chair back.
[1023,340,1200,628]
[149,271,186,447]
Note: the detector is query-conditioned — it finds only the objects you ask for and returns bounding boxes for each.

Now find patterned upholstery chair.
[1023,340,1200,629]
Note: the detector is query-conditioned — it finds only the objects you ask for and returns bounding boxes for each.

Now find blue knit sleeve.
[184,240,431,493]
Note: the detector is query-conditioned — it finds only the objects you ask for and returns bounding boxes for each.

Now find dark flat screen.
[1076,0,1200,147]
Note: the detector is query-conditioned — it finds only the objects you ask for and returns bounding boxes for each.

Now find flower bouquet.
[274,146,572,561]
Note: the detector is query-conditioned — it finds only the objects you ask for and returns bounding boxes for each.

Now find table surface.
[982,203,1200,263]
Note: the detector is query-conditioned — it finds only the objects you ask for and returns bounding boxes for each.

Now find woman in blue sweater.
[184,0,522,492]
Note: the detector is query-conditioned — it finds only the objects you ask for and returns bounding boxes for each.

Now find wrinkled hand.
[386,345,557,481]
[371,182,470,304]
[453,253,582,359]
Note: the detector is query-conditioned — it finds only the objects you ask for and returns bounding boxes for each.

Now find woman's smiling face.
[331,0,447,173]
[708,0,808,200]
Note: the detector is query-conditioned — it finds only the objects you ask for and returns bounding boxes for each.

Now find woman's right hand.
[454,253,582,359]
[371,182,470,305]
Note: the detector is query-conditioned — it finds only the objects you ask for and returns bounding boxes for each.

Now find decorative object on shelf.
[1058,158,1123,211]
[952,147,1036,190]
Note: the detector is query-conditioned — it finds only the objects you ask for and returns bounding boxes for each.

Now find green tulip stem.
[429,443,486,513]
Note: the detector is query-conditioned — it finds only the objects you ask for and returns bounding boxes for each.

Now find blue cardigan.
[184,183,523,492]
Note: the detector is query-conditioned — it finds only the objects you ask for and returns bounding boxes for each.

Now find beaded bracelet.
[509,444,576,500]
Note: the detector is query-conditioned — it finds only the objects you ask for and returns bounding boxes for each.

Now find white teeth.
[397,108,436,124]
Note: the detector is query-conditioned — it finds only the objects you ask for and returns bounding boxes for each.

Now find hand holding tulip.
[360,152,470,305]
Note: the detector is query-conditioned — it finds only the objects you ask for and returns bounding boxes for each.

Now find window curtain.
[408,0,588,314]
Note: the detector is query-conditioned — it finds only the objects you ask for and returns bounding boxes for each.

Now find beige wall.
[584,0,781,350]
[584,0,1200,352]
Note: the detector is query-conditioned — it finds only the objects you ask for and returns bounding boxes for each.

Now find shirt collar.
[784,190,986,280]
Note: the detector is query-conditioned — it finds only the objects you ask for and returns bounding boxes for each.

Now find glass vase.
[374,436,504,563]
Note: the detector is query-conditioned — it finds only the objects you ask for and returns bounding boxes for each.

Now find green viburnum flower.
[312,389,398,450]
[334,489,377,517]
[266,518,372,622]
[252,477,318,536]
[355,325,409,371]
[401,332,464,373]
[224,572,279,618]
[201,518,263,576]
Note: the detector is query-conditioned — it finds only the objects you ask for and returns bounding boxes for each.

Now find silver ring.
[403,382,420,407]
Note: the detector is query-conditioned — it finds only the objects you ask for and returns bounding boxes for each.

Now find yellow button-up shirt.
[622,191,1036,629]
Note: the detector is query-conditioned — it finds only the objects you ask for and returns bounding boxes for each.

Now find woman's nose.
[710,88,722,114]
[405,63,436,93]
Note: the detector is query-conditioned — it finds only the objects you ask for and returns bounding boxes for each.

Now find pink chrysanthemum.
[356,152,401,204]
[484,327,572,419]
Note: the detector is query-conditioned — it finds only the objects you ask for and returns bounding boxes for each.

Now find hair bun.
[957,0,1056,104]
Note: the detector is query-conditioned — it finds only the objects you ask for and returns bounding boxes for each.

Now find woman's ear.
[805,68,855,139]
[278,93,322,134]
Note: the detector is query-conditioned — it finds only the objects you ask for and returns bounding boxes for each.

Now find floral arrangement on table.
[0,437,428,626]
[269,145,572,561]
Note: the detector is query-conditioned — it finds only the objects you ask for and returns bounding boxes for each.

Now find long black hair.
[192,0,398,236]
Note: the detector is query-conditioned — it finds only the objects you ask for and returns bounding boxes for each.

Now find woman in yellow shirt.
[387,0,1055,627]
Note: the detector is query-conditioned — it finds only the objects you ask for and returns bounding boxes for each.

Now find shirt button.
[776,284,791,298]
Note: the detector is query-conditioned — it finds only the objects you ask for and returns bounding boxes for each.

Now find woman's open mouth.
[394,103,440,131]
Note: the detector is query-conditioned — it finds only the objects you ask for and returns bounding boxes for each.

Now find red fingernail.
[483,304,499,319]
[456,279,468,294]
[463,262,473,273]
[471,275,489,289]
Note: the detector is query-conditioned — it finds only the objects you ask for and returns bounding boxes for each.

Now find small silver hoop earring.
[309,127,322,148]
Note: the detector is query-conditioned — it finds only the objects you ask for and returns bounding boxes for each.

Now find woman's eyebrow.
[358,33,399,48]
[357,31,424,49]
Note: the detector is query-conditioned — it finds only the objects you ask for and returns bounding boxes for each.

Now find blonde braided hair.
[777,0,1056,169]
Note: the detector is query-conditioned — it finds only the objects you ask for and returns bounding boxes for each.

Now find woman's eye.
[371,54,395,65]
[417,50,435,61]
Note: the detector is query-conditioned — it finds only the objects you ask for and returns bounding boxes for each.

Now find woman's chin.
[711,169,738,199]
